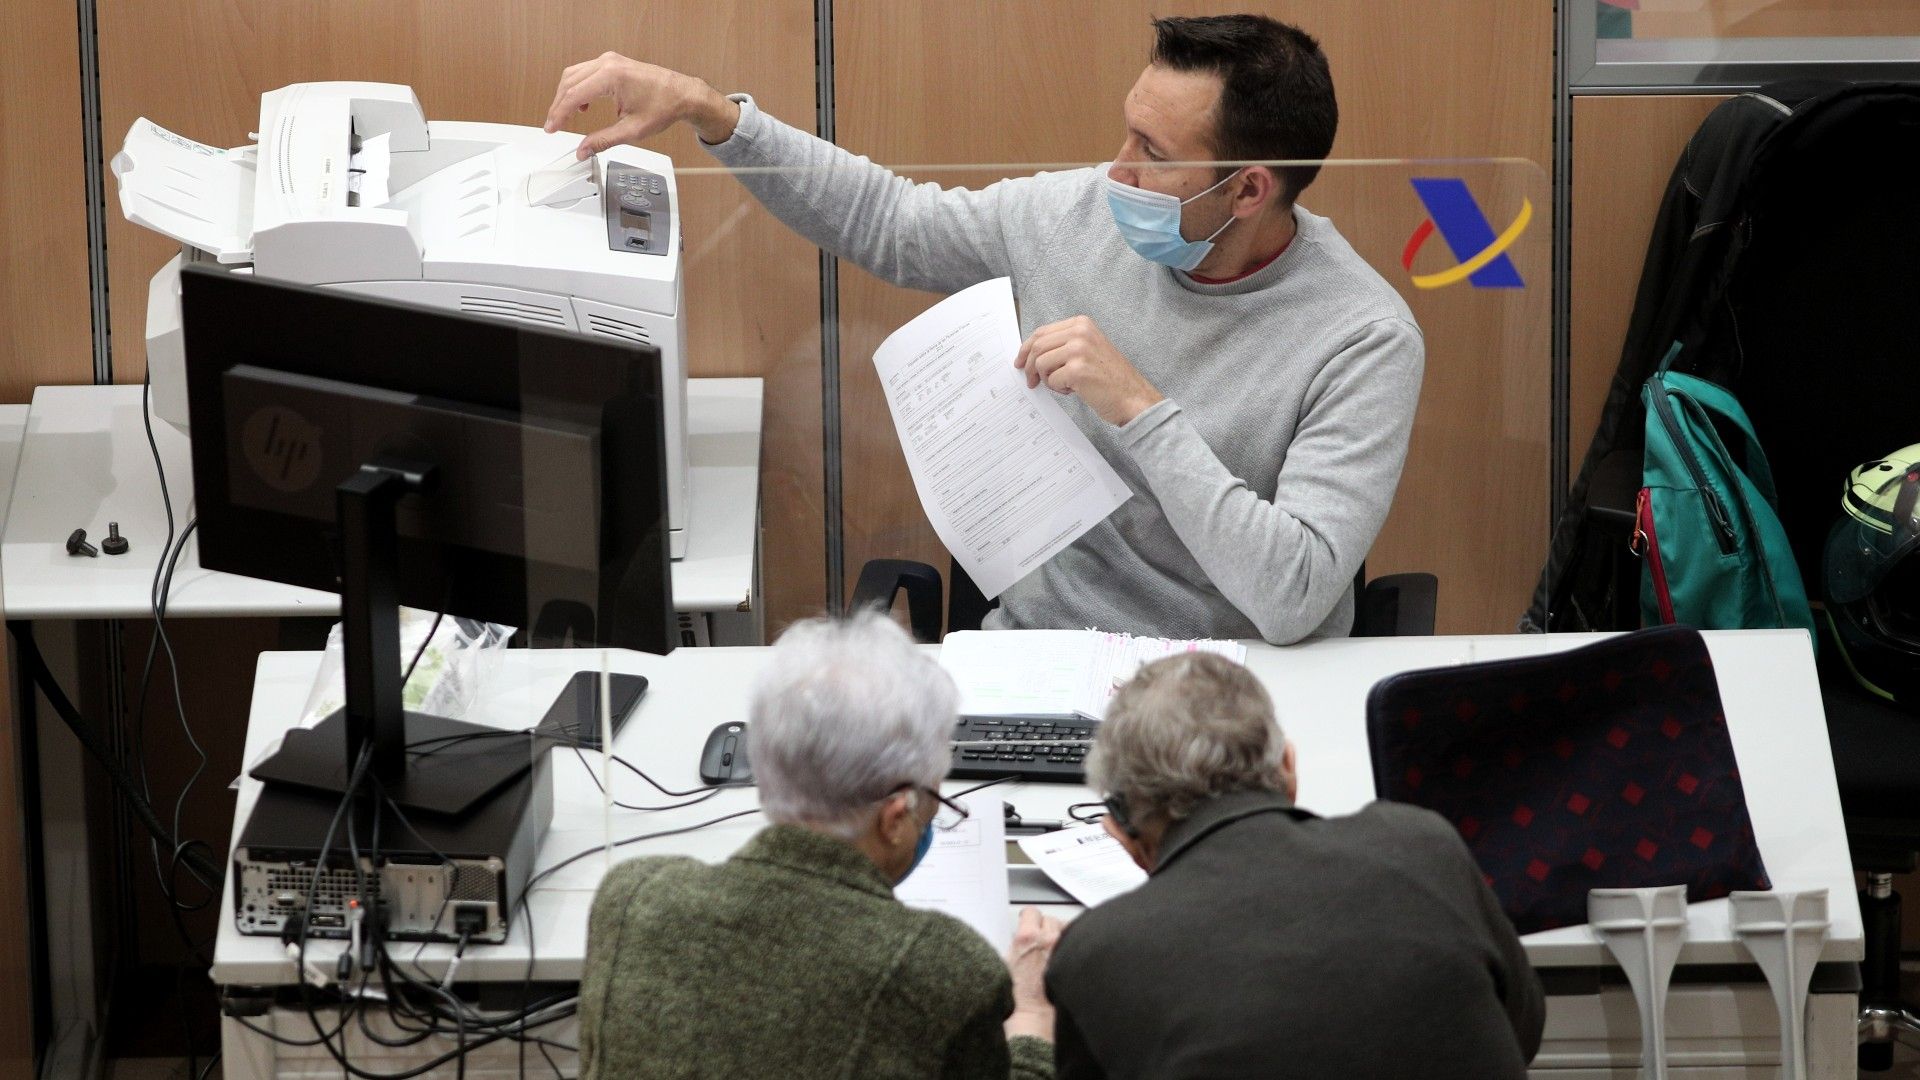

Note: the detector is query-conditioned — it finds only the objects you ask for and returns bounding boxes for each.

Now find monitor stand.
[250,710,535,817]
[247,457,536,817]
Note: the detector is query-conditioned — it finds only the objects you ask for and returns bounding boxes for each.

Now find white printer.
[112,81,692,557]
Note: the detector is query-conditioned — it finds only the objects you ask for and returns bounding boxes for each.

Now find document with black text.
[872,277,1130,598]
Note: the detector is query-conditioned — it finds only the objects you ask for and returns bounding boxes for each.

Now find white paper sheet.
[525,147,598,208]
[1014,822,1147,908]
[895,789,1012,952]
[872,277,1130,598]
[938,629,1250,719]
[348,132,392,206]
[937,629,1097,717]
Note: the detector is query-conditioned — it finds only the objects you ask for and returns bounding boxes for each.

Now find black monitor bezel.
[180,265,676,655]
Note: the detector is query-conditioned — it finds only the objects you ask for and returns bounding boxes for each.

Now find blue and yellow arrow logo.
[1401,178,1532,290]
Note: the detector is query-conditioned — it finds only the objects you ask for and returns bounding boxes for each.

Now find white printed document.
[1016,823,1148,908]
[872,277,1131,598]
[938,629,1249,720]
[895,789,1012,952]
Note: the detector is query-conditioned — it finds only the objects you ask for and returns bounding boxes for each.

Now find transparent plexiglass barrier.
[668,156,1549,640]
[231,154,1547,1066]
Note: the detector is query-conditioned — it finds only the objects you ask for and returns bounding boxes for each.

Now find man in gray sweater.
[547,15,1424,643]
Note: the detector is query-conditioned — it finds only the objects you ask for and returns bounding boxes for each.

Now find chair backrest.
[946,559,1429,638]
[1365,625,1771,934]
[946,557,996,638]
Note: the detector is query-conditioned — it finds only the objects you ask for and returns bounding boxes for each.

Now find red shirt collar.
[1186,234,1293,285]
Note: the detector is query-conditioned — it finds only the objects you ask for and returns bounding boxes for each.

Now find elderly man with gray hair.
[1043,652,1544,1080]
[578,613,1061,1080]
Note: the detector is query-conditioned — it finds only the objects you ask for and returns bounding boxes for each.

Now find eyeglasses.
[1100,792,1139,837]
[1067,801,1109,825]
[883,783,972,831]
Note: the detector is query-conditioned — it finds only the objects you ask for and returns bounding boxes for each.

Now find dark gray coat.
[1044,790,1544,1079]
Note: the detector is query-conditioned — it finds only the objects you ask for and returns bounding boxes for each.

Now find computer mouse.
[699,721,752,786]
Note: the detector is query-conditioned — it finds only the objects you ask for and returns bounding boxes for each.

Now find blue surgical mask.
[906,821,936,876]
[1105,163,1242,272]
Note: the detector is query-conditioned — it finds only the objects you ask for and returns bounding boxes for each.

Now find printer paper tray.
[112,118,256,262]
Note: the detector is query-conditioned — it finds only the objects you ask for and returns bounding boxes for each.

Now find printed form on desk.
[895,789,1012,952]
[1016,823,1147,908]
[872,277,1131,599]
[939,630,1249,720]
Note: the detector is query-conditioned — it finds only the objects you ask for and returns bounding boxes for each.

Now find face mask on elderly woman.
[900,819,936,882]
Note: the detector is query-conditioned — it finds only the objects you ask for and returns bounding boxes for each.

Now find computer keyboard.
[948,715,1096,783]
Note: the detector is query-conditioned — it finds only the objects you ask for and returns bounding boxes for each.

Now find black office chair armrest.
[1353,572,1438,637]
[850,559,944,643]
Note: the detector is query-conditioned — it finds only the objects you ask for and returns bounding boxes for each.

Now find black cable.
[132,375,223,1068]
[232,1010,348,1048]
[570,744,723,812]
[175,957,200,1080]
[239,666,752,1077]
[6,622,222,886]
[313,752,582,1074]
[133,374,212,897]
[1066,800,1108,824]
[150,524,209,896]
[403,609,446,686]
[445,933,471,1080]
[603,751,728,799]
[951,775,1017,799]
[233,791,754,1077]
[133,520,219,914]
[517,806,764,907]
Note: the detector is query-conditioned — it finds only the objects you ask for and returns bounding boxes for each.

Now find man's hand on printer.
[545,52,742,158]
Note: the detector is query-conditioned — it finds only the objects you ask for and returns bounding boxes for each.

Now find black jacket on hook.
[1526,80,1920,633]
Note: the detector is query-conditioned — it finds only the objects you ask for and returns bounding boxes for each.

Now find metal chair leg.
[1859,873,1920,1072]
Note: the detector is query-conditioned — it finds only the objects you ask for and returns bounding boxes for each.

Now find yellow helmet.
[1824,444,1920,706]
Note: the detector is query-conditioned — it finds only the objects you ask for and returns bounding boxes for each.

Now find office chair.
[1726,89,1920,1071]
[849,557,1437,643]
[1365,625,1771,936]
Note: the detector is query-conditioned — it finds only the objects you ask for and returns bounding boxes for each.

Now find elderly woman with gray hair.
[1044,652,1544,1080]
[578,612,1061,1080]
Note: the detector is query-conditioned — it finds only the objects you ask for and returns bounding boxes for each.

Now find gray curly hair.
[1087,652,1286,826]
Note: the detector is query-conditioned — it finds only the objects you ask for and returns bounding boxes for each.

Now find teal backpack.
[1633,342,1816,645]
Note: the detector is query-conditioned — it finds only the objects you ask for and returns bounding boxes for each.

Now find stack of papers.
[938,629,1248,720]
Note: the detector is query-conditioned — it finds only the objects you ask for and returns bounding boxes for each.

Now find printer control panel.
[602,164,672,256]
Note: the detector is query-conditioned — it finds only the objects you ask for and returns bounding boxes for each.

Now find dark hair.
[1150,14,1338,205]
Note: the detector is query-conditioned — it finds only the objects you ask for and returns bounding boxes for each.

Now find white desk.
[215,631,1861,1078]
[0,379,761,1078]
[0,379,764,634]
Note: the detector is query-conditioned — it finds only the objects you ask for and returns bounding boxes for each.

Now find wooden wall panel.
[1568,95,1727,480]
[834,1,1553,635]
[0,0,90,1068]
[0,5,93,400]
[95,1,826,632]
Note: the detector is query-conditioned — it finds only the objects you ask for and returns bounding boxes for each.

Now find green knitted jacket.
[578,823,1054,1080]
